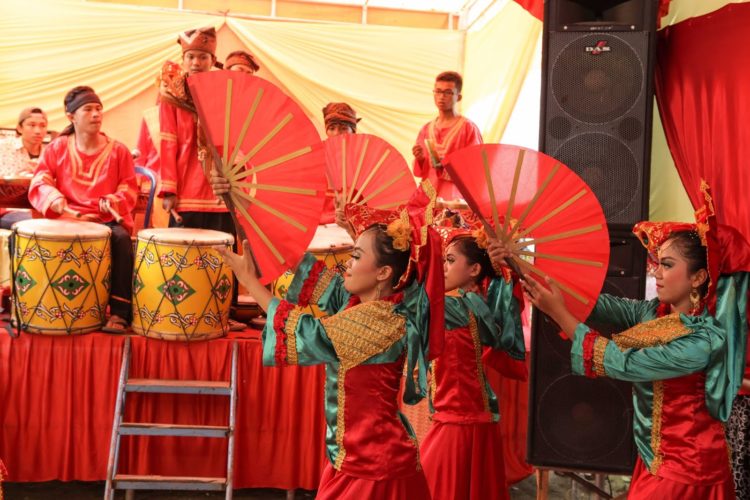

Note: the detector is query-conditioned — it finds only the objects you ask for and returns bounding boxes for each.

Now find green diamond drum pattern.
[51,269,90,300]
[214,275,232,302]
[159,275,196,305]
[15,265,37,296]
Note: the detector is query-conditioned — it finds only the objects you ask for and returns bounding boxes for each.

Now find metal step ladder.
[104,337,239,500]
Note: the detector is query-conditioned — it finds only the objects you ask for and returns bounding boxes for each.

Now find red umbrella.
[444,144,609,320]
[188,71,327,284]
[325,133,416,211]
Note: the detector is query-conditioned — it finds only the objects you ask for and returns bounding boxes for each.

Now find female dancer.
[490,196,749,499]
[420,226,525,500]
[214,175,444,499]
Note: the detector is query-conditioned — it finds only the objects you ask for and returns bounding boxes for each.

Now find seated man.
[28,86,137,333]
[0,107,48,229]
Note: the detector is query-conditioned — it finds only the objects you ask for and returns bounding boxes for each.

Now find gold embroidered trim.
[321,300,406,369]
[427,116,466,159]
[468,313,490,412]
[612,313,692,350]
[67,135,115,187]
[283,307,304,365]
[310,268,336,305]
[649,380,665,474]
[333,365,348,470]
[408,433,422,471]
[593,336,609,377]
[159,131,177,142]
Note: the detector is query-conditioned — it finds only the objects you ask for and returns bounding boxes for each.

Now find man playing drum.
[28,86,137,333]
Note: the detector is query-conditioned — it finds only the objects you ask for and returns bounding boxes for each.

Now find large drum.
[272,224,352,316]
[132,228,234,341]
[11,219,111,335]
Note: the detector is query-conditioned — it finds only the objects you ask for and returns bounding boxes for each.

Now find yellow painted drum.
[272,224,352,316]
[132,228,234,341]
[11,219,111,335]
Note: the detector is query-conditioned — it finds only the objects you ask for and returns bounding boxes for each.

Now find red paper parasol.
[188,71,327,284]
[444,144,609,320]
[325,133,416,210]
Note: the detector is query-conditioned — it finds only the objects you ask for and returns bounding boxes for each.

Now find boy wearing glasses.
[412,71,482,200]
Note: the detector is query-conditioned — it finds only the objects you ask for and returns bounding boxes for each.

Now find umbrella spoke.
[228,88,263,174]
[347,137,369,203]
[232,196,285,264]
[341,137,348,203]
[223,79,233,169]
[516,188,587,238]
[234,146,312,179]
[502,148,525,236]
[513,257,589,305]
[507,162,560,239]
[233,113,293,176]
[357,170,408,205]
[231,189,307,231]
[351,149,390,203]
[515,250,604,268]
[232,182,317,196]
[482,148,503,240]
[512,224,603,250]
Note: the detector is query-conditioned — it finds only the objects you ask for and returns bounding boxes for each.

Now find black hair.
[60,86,97,136]
[365,223,411,288]
[448,237,493,285]
[665,230,709,296]
[436,71,463,93]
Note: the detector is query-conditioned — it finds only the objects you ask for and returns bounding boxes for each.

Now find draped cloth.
[655,2,750,245]
[0,331,327,489]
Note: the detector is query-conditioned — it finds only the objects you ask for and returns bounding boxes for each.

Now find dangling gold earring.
[689,288,701,315]
[376,281,383,299]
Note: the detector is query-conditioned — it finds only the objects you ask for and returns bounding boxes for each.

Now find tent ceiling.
[89,0,493,29]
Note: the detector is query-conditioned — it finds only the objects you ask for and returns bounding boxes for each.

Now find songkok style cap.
[178,26,217,56]
[322,102,361,131]
[225,50,260,72]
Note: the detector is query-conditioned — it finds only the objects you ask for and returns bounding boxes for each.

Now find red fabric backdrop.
[0,332,327,489]
[655,2,750,244]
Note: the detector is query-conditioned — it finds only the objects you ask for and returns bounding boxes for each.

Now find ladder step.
[113,474,226,491]
[125,378,231,395]
[119,422,230,438]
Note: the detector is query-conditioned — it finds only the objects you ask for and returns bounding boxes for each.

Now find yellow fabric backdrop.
[0,0,219,134]
[462,0,542,143]
[226,17,463,161]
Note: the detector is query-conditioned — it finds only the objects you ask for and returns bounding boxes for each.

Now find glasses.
[432,89,456,96]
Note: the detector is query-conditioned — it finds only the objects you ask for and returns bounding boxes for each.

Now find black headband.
[66,91,102,114]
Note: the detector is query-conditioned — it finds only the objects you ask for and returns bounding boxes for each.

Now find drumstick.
[170,209,183,224]
[106,205,124,224]
[63,206,82,218]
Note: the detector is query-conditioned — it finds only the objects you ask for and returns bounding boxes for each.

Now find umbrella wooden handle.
[221,193,262,280]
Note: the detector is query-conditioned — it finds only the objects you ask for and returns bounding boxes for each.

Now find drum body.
[272,224,352,316]
[12,219,111,335]
[132,228,234,341]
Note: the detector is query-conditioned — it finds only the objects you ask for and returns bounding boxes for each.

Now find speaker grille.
[553,133,640,222]
[542,30,652,224]
[551,34,644,124]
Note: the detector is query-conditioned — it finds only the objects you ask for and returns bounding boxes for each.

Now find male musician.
[225,50,260,74]
[28,86,137,333]
[412,71,482,200]
[158,27,246,330]
[0,107,48,228]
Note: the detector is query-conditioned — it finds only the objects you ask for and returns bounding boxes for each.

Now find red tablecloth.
[0,330,327,490]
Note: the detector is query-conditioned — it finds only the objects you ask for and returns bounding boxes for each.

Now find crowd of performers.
[1,23,750,500]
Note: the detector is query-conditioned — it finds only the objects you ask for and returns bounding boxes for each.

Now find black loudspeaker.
[539,0,658,225]
[528,226,646,474]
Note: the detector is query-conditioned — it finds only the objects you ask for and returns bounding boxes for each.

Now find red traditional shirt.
[28,134,138,233]
[413,116,483,200]
[157,99,227,213]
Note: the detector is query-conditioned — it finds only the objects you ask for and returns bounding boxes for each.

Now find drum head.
[138,227,235,246]
[13,218,111,239]
[309,224,353,252]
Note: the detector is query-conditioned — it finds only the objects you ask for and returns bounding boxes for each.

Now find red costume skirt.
[628,457,735,500]
[420,421,509,500]
[316,463,430,500]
